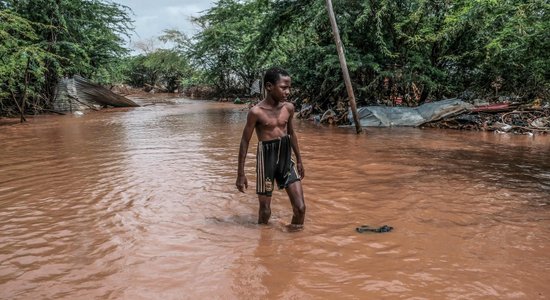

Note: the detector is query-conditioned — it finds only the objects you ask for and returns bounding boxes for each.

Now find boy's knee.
[260,207,271,216]
[294,203,306,216]
[258,207,271,224]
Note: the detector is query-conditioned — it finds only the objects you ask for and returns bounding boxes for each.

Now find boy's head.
[263,67,290,86]
[263,67,291,102]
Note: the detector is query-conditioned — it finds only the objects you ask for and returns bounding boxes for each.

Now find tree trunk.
[19,57,31,123]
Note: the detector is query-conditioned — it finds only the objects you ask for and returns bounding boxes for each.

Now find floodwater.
[1,98,549,299]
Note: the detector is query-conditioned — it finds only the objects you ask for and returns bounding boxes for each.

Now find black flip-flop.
[356,225,393,233]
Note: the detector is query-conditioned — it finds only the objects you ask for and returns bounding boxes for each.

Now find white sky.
[112,0,215,49]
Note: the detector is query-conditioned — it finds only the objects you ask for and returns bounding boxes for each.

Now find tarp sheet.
[348,98,473,127]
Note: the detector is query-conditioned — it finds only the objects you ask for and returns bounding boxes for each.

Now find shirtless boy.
[236,67,306,228]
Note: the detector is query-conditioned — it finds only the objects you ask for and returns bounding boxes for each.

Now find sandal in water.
[356,225,393,233]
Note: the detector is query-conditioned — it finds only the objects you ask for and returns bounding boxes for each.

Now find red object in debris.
[395,97,403,105]
[471,103,510,112]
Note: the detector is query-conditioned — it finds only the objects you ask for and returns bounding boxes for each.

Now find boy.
[236,67,306,229]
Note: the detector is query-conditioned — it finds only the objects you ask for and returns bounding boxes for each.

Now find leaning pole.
[325,0,362,134]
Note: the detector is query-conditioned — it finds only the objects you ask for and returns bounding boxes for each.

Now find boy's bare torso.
[251,101,293,141]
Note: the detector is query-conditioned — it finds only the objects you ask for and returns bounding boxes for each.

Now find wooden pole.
[325,0,362,134]
[20,57,31,123]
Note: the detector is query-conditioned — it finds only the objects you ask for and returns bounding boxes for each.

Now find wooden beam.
[325,0,363,133]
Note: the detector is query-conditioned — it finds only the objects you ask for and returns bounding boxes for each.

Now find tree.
[0,9,53,120]
[124,31,195,92]
[192,0,549,111]
[190,0,287,96]
[0,0,133,117]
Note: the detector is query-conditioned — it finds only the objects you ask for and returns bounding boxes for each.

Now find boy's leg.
[285,181,306,226]
[258,195,272,224]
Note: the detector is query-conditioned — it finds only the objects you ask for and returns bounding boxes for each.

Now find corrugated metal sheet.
[54,76,139,111]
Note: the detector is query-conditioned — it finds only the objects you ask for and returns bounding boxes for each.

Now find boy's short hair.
[263,67,289,86]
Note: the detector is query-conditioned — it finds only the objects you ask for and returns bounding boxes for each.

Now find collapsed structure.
[295,98,549,134]
[345,99,550,134]
[54,75,139,111]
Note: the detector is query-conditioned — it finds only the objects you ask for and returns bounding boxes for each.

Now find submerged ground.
[1,97,549,299]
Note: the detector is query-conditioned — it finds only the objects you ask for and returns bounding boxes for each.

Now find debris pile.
[181,85,217,99]
[302,98,549,134]
[297,100,349,125]
[422,103,550,134]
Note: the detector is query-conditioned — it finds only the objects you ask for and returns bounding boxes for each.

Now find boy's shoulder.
[249,100,278,111]
[283,102,295,110]
[249,101,293,113]
[249,104,262,115]
[283,102,295,114]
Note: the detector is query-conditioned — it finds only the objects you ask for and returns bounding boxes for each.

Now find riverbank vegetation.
[1,0,548,120]
[0,0,132,119]
[184,0,548,108]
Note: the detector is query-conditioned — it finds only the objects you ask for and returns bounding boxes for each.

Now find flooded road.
[1,98,549,299]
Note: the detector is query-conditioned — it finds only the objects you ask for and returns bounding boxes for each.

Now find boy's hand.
[236,174,248,192]
[297,162,305,179]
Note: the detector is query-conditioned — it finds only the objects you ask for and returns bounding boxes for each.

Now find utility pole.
[325,0,362,134]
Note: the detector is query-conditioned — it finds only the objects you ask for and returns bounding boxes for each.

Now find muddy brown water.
[1,99,549,299]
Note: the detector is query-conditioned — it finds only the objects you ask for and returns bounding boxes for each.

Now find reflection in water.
[1,98,549,299]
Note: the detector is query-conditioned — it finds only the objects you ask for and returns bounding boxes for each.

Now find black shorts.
[256,135,300,196]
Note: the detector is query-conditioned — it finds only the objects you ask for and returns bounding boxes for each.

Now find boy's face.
[266,75,291,102]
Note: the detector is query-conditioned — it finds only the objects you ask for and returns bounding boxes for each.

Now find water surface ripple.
[1,99,549,299]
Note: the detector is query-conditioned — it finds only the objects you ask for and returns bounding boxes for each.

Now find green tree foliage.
[0,0,132,117]
[190,0,549,108]
[124,49,192,93]
[475,0,549,97]
[2,0,546,118]
[189,0,296,96]
[190,0,260,95]
[123,30,195,93]
[0,9,55,119]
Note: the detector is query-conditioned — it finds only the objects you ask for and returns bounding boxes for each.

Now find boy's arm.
[287,103,305,179]
[236,109,257,192]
